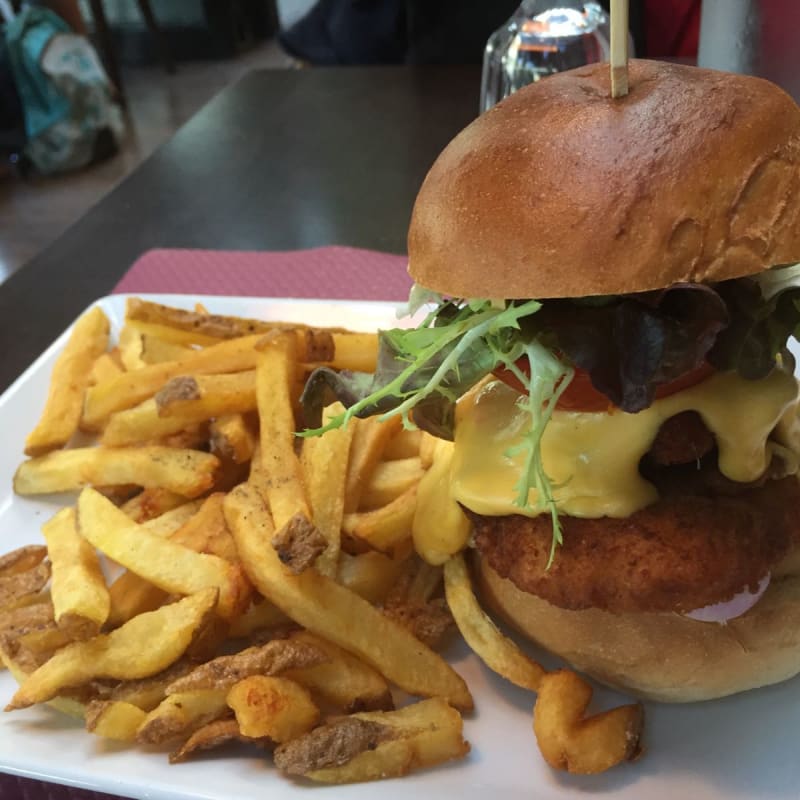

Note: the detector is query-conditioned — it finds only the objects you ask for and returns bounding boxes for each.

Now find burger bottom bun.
[476,555,800,703]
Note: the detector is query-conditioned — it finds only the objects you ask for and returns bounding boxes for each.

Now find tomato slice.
[492,360,715,412]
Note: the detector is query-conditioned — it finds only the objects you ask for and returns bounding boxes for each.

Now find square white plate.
[1,294,799,800]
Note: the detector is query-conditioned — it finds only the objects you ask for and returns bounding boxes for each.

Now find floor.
[0,38,294,286]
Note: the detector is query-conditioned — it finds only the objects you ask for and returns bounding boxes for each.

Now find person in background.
[279,0,700,66]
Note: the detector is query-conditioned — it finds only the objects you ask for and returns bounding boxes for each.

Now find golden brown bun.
[408,60,800,299]
[477,556,800,703]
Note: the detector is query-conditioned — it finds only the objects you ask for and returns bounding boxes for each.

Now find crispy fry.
[286,631,393,712]
[78,489,250,622]
[0,600,54,640]
[254,333,310,530]
[82,334,262,429]
[271,514,327,574]
[360,457,425,510]
[117,324,145,371]
[343,485,418,554]
[224,483,472,710]
[108,659,195,711]
[6,589,219,710]
[165,639,328,694]
[127,319,222,347]
[169,718,267,763]
[274,698,468,783]
[136,690,229,744]
[383,429,423,461]
[140,334,193,364]
[227,675,318,742]
[336,551,409,605]
[444,553,544,691]
[345,416,403,512]
[18,624,73,657]
[300,404,353,577]
[15,446,219,498]
[0,545,47,578]
[0,563,51,614]
[323,332,378,373]
[120,488,188,524]
[89,352,124,386]
[25,306,109,456]
[210,414,256,464]
[42,508,109,640]
[86,700,148,741]
[533,670,644,774]
[101,372,255,446]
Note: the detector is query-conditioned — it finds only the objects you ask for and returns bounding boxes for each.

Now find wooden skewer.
[610,0,630,98]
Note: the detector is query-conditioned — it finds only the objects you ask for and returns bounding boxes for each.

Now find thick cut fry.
[89,352,124,386]
[117,324,145,371]
[42,508,109,640]
[121,488,188,523]
[18,624,73,656]
[108,659,195,711]
[286,631,393,712]
[0,600,54,640]
[444,553,544,691]
[322,332,378,373]
[78,489,250,621]
[127,319,223,346]
[210,414,256,464]
[25,306,110,456]
[82,334,262,429]
[336,551,409,605]
[533,670,644,774]
[101,372,255,446]
[300,404,353,577]
[274,698,468,783]
[14,446,219,498]
[383,429,423,461]
[169,718,267,763]
[136,689,229,744]
[166,639,328,694]
[224,484,472,710]
[227,675,318,742]
[0,545,47,578]
[343,485,418,554]
[255,333,309,529]
[108,496,232,627]
[344,416,403,512]
[359,457,425,510]
[86,700,148,741]
[6,588,218,710]
[0,563,51,614]
[140,334,193,364]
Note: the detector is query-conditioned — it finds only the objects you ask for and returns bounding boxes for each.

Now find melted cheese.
[451,370,800,519]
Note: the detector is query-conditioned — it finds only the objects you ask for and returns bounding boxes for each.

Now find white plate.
[1,294,799,800]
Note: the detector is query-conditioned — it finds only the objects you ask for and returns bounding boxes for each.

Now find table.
[0,66,480,393]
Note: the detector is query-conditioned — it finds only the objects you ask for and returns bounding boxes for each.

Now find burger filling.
[302,263,800,585]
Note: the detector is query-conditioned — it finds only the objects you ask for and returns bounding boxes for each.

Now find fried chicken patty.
[472,476,800,614]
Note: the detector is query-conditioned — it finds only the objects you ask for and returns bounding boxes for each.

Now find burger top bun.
[407,59,800,300]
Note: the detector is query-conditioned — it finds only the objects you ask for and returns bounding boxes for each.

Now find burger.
[303,59,800,703]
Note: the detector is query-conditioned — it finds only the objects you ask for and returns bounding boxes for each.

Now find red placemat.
[113,246,412,300]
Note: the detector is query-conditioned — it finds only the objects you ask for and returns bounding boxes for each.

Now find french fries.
[42,508,109,640]
[444,553,544,691]
[7,589,219,709]
[227,675,319,741]
[274,698,468,783]
[78,489,251,622]
[1,296,651,785]
[14,446,220,498]
[224,483,473,711]
[533,670,644,774]
[25,306,109,456]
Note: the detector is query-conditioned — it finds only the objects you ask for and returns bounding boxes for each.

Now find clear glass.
[480,1,612,113]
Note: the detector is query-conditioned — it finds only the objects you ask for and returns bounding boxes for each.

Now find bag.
[2,5,123,174]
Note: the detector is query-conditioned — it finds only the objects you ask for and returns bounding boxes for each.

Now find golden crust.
[408,60,800,299]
